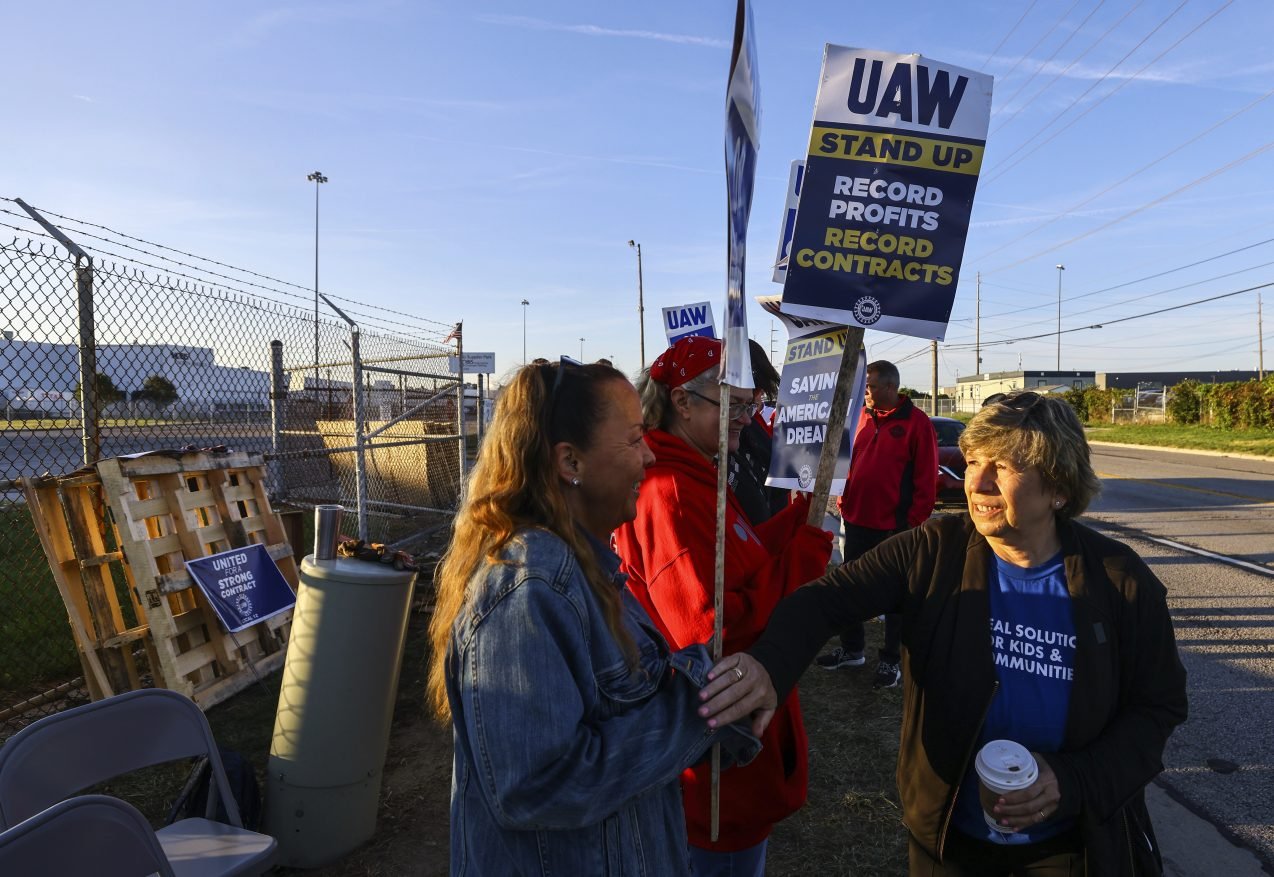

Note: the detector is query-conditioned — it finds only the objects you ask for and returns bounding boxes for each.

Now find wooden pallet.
[23,450,297,711]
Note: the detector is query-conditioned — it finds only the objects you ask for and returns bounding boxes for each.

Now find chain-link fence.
[1112,383,1167,423]
[0,203,462,738]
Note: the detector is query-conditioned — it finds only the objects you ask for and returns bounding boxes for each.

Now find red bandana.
[650,336,722,388]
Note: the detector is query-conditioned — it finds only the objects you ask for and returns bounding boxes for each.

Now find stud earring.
[571,477,580,487]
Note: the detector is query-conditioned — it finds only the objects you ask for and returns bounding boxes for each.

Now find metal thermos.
[313,504,343,560]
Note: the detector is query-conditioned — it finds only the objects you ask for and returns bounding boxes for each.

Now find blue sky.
[5,0,1273,391]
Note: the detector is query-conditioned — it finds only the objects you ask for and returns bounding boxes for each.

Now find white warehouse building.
[1,337,272,415]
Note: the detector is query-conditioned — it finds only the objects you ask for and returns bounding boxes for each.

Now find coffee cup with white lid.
[975,739,1039,831]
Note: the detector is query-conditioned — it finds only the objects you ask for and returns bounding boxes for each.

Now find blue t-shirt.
[953,551,1078,845]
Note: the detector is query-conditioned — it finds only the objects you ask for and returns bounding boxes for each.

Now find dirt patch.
[305,619,908,876]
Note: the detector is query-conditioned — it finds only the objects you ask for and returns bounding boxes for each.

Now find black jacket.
[750,514,1188,875]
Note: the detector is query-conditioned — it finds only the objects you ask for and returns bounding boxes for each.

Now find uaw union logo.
[234,593,255,619]
[797,464,814,490]
[852,295,883,325]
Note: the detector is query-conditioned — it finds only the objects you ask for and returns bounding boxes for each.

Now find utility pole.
[628,241,645,366]
[930,340,939,416]
[521,298,530,363]
[975,272,982,377]
[307,171,328,394]
[1055,264,1065,372]
[1259,293,1265,380]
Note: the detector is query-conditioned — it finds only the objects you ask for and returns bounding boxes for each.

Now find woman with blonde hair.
[428,358,757,876]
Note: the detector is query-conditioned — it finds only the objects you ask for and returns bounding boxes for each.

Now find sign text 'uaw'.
[781,46,993,341]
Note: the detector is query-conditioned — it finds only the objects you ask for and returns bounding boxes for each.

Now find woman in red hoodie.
[612,336,833,877]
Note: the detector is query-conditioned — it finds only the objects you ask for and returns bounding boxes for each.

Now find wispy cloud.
[412,133,717,176]
[73,94,94,103]
[228,2,400,49]
[477,14,727,49]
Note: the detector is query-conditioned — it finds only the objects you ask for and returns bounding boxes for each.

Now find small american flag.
[444,322,462,345]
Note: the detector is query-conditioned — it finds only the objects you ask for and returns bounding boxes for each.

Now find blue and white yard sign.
[663,301,717,344]
[186,544,296,634]
[781,47,993,340]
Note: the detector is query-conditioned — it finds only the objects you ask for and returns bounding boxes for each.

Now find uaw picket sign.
[186,543,297,634]
[781,46,993,340]
[663,301,717,344]
[757,296,865,494]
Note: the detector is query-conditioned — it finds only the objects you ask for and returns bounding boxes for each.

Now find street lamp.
[307,171,328,394]
[1055,264,1065,371]
[520,298,530,363]
[580,337,585,360]
[628,240,646,366]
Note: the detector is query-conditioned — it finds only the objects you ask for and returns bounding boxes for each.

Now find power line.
[944,280,1273,350]
[981,0,1040,70]
[989,0,1145,135]
[982,1,1195,183]
[991,0,1108,127]
[975,82,1274,265]
[989,0,1084,87]
[971,235,1274,321]
[984,135,1274,274]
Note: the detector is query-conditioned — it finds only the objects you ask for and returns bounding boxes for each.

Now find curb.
[1087,440,1274,463]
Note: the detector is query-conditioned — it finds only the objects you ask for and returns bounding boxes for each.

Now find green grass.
[0,504,81,695]
[1085,423,1274,457]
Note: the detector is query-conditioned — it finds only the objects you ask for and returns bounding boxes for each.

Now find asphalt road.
[1087,442,1274,570]
[1083,442,1274,870]
[1,426,275,483]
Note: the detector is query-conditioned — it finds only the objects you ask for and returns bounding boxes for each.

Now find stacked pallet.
[24,450,296,711]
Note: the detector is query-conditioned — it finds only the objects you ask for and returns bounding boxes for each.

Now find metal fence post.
[75,259,100,466]
[456,331,467,484]
[351,326,369,541]
[14,199,99,465]
[269,340,287,498]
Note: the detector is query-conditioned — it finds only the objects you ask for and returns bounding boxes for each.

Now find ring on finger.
[1038,809,1046,821]
[733,666,745,682]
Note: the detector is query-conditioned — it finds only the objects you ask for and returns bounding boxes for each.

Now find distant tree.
[74,372,124,406]
[134,374,179,409]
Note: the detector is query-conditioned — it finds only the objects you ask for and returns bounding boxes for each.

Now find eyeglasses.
[686,389,758,421]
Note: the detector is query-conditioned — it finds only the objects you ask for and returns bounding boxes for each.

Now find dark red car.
[932,416,967,507]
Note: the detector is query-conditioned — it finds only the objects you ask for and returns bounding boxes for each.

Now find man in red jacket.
[816,359,938,688]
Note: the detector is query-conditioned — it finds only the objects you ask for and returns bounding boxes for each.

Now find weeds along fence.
[0,203,463,738]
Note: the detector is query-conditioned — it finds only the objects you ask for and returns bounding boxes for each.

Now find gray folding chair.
[0,688,276,876]
[0,794,175,877]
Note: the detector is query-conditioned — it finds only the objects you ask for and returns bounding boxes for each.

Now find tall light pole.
[579,337,585,360]
[1055,264,1065,372]
[628,240,646,366]
[520,298,530,363]
[307,171,328,392]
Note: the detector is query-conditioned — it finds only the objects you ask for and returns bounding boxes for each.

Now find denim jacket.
[447,526,760,876]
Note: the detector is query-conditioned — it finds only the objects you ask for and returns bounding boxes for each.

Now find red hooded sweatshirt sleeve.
[612,428,832,851]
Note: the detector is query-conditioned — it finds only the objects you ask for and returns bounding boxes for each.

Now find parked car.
[931,416,966,506]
